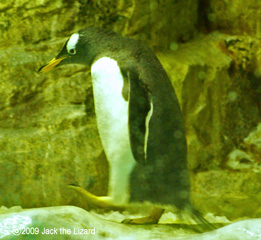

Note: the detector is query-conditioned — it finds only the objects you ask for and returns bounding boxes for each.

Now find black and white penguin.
[39,27,213,228]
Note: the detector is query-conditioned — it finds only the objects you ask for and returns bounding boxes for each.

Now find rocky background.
[0,0,260,220]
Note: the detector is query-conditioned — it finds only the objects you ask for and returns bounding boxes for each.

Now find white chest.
[91,57,136,205]
[91,57,129,152]
[91,57,127,122]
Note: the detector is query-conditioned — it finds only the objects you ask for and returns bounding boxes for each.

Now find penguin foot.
[122,207,164,225]
[122,216,159,225]
[68,184,122,210]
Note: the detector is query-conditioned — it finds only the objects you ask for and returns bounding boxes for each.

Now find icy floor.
[91,208,230,225]
[0,206,260,240]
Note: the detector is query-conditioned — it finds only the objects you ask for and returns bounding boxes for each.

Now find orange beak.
[38,57,67,73]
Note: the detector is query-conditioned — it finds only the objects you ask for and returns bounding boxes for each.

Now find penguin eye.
[68,48,76,55]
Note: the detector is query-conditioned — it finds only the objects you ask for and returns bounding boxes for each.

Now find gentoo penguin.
[38,27,213,229]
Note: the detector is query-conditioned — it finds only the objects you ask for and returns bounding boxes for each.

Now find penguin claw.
[121,219,133,224]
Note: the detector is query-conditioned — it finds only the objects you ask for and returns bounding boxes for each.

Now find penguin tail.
[184,204,216,232]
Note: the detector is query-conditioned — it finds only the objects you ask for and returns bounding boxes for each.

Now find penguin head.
[38,28,106,73]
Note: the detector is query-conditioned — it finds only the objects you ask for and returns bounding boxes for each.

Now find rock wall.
[207,0,261,37]
[0,0,198,49]
[0,0,260,219]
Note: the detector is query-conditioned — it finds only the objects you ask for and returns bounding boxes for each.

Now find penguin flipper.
[127,70,151,165]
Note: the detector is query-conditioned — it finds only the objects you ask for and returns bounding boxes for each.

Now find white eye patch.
[66,33,79,54]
